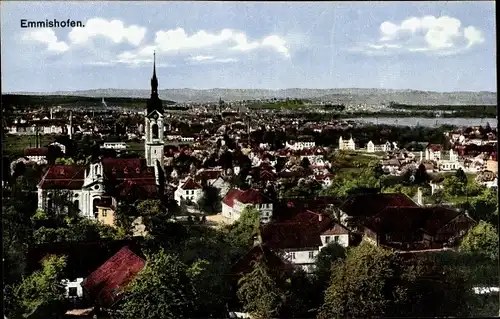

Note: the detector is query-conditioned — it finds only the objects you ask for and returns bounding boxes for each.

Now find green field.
[3,134,56,157]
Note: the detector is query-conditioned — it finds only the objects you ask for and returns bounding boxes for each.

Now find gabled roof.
[180,177,202,190]
[322,223,350,235]
[365,206,474,236]
[341,193,418,219]
[229,245,292,277]
[261,211,333,249]
[27,239,144,281]
[82,246,146,309]
[222,188,272,208]
[38,165,86,189]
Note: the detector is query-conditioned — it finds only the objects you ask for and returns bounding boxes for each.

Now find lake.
[346,117,497,128]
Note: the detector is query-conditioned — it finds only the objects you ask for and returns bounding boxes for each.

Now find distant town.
[2,56,498,319]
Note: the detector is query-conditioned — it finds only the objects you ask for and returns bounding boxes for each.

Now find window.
[68,287,78,297]
[152,124,159,139]
[309,251,315,259]
[325,236,331,243]
[102,210,107,217]
[290,252,296,260]
[334,236,339,243]
[73,200,79,209]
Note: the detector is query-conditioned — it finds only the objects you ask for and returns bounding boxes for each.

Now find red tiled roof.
[365,206,468,236]
[341,193,418,219]
[196,169,223,181]
[115,179,158,199]
[322,223,350,235]
[229,245,292,277]
[180,177,202,190]
[24,147,49,157]
[427,144,442,152]
[261,211,333,249]
[38,165,86,190]
[82,246,145,309]
[222,188,272,208]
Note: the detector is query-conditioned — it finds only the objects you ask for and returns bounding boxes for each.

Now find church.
[37,53,166,218]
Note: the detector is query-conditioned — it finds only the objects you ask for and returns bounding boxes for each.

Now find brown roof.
[222,188,272,208]
[82,246,145,309]
[38,165,86,190]
[229,245,292,277]
[341,193,418,219]
[261,211,333,249]
[180,177,202,190]
[24,147,49,157]
[322,223,350,235]
[365,206,470,236]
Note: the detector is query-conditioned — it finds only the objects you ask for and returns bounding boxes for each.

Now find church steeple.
[146,51,163,115]
[151,51,158,98]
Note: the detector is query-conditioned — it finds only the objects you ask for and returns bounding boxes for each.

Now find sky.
[1,1,496,92]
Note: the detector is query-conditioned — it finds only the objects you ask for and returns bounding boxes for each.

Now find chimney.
[417,187,423,206]
[319,214,323,222]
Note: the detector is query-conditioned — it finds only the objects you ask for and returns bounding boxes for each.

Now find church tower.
[145,52,165,168]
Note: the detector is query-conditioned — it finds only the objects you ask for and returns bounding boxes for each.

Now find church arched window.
[152,124,159,139]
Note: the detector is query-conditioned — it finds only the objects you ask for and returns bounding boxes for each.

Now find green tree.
[227,206,261,249]
[318,242,409,318]
[55,158,75,165]
[314,242,347,286]
[442,175,466,197]
[460,221,498,260]
[455,168,468,185]
[10,255,67,319]
[116,250,199,319]
[237,257,285,319]
[197,185,222,215]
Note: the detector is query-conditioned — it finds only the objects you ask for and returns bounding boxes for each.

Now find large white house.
[174,177,203,204]
[222,188,274,223]
[339,136,355,151]
[261,211,350,272]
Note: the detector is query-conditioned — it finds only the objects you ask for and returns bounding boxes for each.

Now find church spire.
[151,51,158,97]
[146,51,163,115]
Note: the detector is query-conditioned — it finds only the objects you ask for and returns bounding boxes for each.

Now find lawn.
[3,134,57,157]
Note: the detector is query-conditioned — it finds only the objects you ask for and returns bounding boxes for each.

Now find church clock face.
[153,113,159,120]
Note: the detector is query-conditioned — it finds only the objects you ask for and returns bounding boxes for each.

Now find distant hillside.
[1,94,176,109]
[5,88,497,105]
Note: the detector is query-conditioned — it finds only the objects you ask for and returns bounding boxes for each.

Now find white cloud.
[68,18,146,46]
[22,29,69,53]
[186,55,238,65]
[463,26,485,48]
[151,28,289,57]
[21,19,290,66]
[356,15,485,56]
[189,55,214,61]
[116,27,289,66]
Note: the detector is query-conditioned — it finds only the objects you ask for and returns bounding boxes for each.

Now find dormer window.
[112,167,116,174]
[124,168,129,174]
[136,167,140,173]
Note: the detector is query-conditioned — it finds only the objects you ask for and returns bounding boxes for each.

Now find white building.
[61,278,84,299]
[101,142,128,150]
[366,141,394,153]
[339,136,355,151]
[285,140,316,151]
[174,177,203,204]
[222,188,273,223]
[262,212,350,272]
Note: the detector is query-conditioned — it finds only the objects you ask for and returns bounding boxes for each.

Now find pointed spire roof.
[153,50,157,79]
